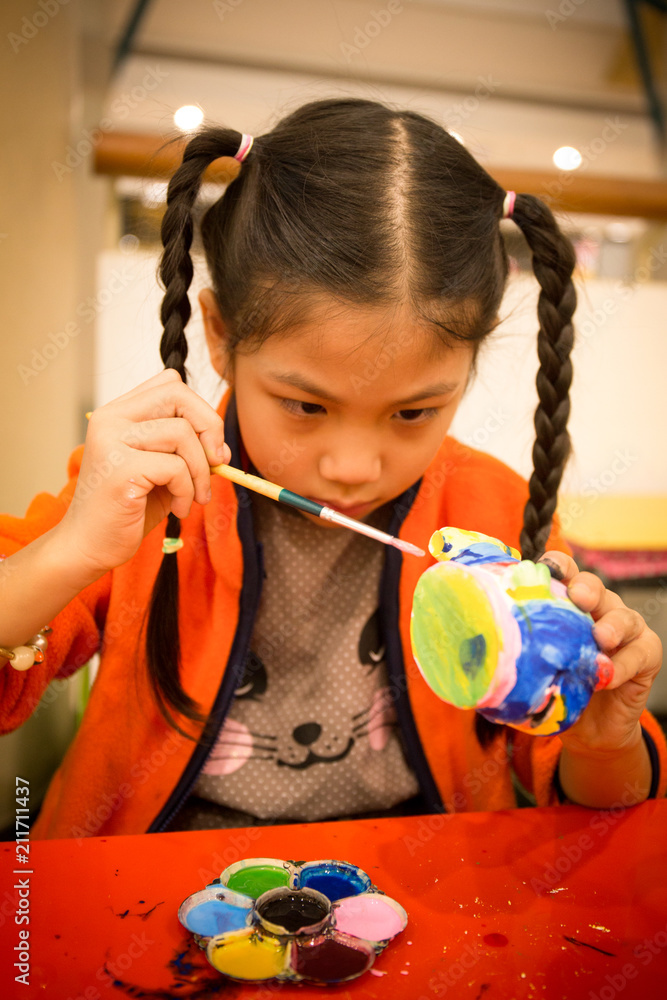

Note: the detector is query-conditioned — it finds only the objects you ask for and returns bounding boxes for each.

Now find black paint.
[563,934,616,957]
[257,892,328,933]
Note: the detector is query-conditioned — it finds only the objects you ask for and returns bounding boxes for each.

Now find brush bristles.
[392,538,426,558]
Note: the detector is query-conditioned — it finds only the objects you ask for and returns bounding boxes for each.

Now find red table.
[2,802,667,1000]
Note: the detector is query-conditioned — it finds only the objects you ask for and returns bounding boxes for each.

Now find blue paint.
[170,949,194,976]
[480,600,599,729]
[416,529,604,736]
[183,898,251,936]
[460,633,486,677]
[297,863,371,901]
[450,542,514,566]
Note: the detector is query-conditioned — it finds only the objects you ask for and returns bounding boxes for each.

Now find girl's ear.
[199,288,233,379]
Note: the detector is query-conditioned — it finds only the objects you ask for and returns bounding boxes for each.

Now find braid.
[510,193,576,561]
[145,128,253,735]
[475,192,576,751]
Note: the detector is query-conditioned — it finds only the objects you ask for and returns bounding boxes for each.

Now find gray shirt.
[172,493,419,830]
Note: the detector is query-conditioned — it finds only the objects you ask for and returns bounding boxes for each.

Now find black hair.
[145,98,576,746]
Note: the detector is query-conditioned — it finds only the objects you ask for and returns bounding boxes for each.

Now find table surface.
[2,802,667,1000]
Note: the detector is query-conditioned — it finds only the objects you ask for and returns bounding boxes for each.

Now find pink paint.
[471,565,520,710]
[333,894,407,943]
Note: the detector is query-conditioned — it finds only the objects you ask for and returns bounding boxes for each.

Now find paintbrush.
[210,463,425,558]
[84,412,424,557]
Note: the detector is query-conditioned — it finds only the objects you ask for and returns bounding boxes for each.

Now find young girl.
[1,99,664,840]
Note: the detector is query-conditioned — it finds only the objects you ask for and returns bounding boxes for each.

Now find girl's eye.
[280,398,326,417]
[395,407,439,423]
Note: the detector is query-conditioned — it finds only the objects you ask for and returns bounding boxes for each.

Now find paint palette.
[178,857,407,984]
[410,528,614,735]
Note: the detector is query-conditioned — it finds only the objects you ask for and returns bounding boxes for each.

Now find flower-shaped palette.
[178,856,407,984]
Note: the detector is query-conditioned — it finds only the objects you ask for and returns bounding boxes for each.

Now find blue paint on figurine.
[410,528,614,735]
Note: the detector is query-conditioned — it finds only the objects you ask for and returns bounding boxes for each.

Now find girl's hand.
[538,551,663,755]
[55,370,231,585]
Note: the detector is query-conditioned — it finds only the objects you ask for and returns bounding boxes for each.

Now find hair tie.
[502,190,516,219]
[162,537,184,555]
[234,134,254,162]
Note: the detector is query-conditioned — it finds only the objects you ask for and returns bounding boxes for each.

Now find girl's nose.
[319,442,382,486]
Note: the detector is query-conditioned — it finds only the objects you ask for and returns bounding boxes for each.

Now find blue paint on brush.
[298,863,371,901]
[183,898,251,937]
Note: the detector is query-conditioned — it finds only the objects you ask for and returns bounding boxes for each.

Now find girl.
[0,99,664,840]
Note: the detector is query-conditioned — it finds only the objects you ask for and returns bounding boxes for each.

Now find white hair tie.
[502,190,516,219]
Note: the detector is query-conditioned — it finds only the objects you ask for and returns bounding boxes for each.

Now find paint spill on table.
[563,934,616,957]
[100,937,233,998]
[483,932,509,947]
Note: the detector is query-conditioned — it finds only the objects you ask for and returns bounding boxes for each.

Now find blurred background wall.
[0,0,114,517]
[3,0,667,513]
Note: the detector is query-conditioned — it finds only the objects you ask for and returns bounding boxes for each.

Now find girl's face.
[202,293,474,524]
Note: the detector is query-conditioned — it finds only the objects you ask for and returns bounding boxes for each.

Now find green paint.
[278,489,324,517]
[226,865,290,898]
[411,563,498,705]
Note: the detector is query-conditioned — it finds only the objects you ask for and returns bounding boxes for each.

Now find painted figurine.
[410,528,613,735]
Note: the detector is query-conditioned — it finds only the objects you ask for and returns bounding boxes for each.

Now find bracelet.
[0,626,52,672]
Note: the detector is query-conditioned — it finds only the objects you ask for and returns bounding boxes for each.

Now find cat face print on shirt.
[201,610,396,777]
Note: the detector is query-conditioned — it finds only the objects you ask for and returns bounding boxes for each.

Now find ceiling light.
[174,105,204,132]
[553,146,582,171]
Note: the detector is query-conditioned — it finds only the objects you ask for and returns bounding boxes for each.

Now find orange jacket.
[1,394,665,840]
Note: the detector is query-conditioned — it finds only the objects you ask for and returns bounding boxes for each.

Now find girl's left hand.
[538,551,663,755]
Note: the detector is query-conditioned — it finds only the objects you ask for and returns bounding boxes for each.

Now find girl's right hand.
[55,369,231,586]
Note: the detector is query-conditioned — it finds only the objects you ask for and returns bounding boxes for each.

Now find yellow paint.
[506,585,550,601]
[506,561,553,602]
[411,563,500,705]
[509,693,567,736]
[428,527,520,562]
[208,931,286,980]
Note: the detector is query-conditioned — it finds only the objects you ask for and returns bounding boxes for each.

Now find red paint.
[483,933,509,947]
[294,934,373,982]
[594,653,614,691]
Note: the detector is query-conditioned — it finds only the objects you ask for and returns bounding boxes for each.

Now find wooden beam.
[93,131,240,185]
[491,168,667,220]
[93,131,667,218]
